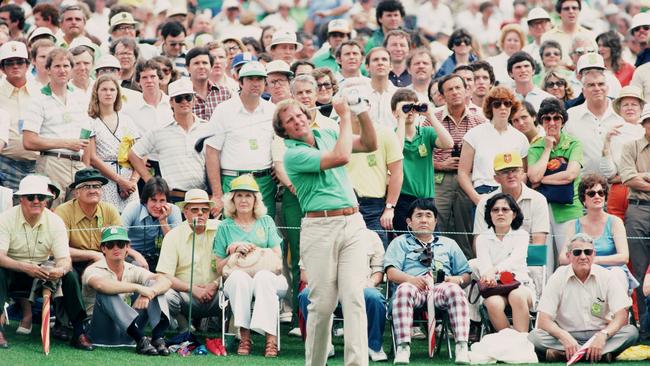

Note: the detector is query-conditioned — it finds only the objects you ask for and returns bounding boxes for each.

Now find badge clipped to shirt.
[434,172,444,184]
[249,139,258,150]
[591,301,603,317]
[418,144,428,158]
[367,154,377,167]
[154,235,163,249]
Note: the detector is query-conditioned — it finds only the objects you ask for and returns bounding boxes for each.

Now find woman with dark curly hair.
[458,86,529,205]
[434,28,479,78]
[476,193,535,332]
[597,30,635,86]
[527,98,583,269]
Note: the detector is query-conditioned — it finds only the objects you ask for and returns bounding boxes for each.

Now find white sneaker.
[455,342,470,364]
[280,311,293,323]
[411,326,426,340]
[328,343,335,358]
[394,344,410,364]
[288,327,302,337]
[369,347,388,362]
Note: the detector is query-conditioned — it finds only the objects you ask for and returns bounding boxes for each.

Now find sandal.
[237,338,252,355]
[264,337,278,358]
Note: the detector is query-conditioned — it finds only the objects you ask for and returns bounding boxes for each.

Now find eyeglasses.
[541,115,564,123]
[561,5,579,11]
[173,94,194,103]
[114,24,135,32]
[3,58,27,67]
[633,25,650,33]
[24,194,49,202]
[329,32,348,38]
[545,80,566,89]
[188,207,210,214]
[79,184,103,190]
[543,51,561,57]
[491,99,513,109]
[490,207,512,214]
[267,78,288,87]
[452,37,471,47]
[103,241,128,249]
[317,82,333,90]
[571,248,594,257]
[116,51,135,58]
[402,103,428,113]
[586,189,606,198]
[572,47,596,56]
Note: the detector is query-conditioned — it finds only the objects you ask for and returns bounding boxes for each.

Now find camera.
[435,269,445,284]
[451,144,462,158]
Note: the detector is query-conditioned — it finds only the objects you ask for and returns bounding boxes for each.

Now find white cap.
[0,41,28,62]
[168,78,195,98]
[267,31,303,52]
[154,0,171,15]
[328,19,352,34]
[278,0,292,8]
[630,12,650,33]
[604,4,619,16]
[265,60,293,76]
[641,104,650,124]
[527,7,551,23]
[167,4,188,17]
[14,175,54,197]
[576,53,605,75]
[239,61,267,79]
[28,27,56,43]
[110,12,138,31]
[69,36,95,52]
[93,54,121,72]
[222,0,240,9]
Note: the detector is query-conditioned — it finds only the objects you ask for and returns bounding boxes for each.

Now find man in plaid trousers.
[385,198,471,364]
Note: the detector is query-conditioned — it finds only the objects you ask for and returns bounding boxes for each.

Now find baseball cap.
[222,0,240,9]
[265,60,293,77]
[28,27,56,44]
[328,19,352,34]
[69,36,96,53]
[230,52,257,70]
[168,78,195,98]
[101,226,130,243]
[110,12,138,32]
[493,152,524,171]
[0,41,28,62]
[576,53,605,75]
[93,54,121,72]
[267,31,303,52]
[239,61,267,79]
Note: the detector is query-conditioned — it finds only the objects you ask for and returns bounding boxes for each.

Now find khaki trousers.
[35,154,85,207]
[301,212,369,366]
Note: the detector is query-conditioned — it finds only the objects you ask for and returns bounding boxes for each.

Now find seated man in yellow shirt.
[0,175,92,350]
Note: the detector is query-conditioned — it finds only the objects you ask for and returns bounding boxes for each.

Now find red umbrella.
[41,288,51,355]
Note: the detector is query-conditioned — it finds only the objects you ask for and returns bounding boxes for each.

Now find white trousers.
[223,269,288,336]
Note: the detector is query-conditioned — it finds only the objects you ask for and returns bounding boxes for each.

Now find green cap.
[101,226,130,244]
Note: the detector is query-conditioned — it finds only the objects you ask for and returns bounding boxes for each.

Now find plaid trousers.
[392,281,470,345]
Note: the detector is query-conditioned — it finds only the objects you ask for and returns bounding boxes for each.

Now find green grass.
[0,322,647,365]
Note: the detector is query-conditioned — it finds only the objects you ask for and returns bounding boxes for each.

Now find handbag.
[221,245,282,278]
[536,156,574,204]
[468,274,521,304]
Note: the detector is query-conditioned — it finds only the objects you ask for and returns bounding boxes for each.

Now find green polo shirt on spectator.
[528,132,583,223]
[284,129,357,211]
[312,52,340,72]
[402,126,438,198]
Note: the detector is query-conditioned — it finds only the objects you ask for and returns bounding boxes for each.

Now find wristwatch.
[385,203,396,209]
[599,329,610,338]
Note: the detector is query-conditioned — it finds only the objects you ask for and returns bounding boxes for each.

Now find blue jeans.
[358,197,388,248]
[299,287,386,352]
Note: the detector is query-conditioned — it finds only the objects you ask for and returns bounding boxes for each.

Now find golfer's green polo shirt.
[284,129,357,212]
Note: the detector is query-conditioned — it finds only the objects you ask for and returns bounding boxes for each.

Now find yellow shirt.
[345,126,403,198]
[81,258,151,315]
[156,219,220,285]
[0,205,69,264]
[0,78,41,160]
[55,200,122,251]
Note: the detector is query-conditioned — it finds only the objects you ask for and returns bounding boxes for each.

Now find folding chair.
[386,281,454,359]
[217,277,281,351]
[477,244,548,337]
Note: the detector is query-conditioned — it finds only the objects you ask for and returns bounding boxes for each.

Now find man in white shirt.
[335,40,367,83]
[540,0,594,66]
[508,51,553,111]
[205,62,277,218]
[260,0,298,33]
[566,54,625,175]
[416,0,454,40]
[268,31,302,66]
[367,47,398,129]
[529,233,638,362]
[406,49,435,103]
[522,8,552,65]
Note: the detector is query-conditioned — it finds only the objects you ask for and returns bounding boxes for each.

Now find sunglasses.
[79,184,103,190]
[103,241,128,249]
[402,103,428,113]
[3,58,27,67]
[317,82,333,90]
[545,80,566,89]
[452,37,471,47]
[572,47,596,56]
[571,248,594,257]
[633,25,650,33]
[491,207,512,214]
[161,67,172,75]
[491,99,512,109]
[25,194,49,202]
[543,51,561,57]
[329,32,348,38]
[174,94,194,103]
[188,207,210,214]
[541,115,564,123]
[586,189,606,198]
[561,5,579,11]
